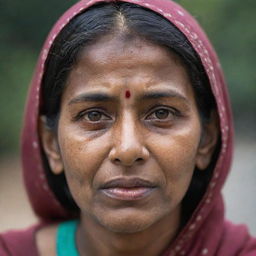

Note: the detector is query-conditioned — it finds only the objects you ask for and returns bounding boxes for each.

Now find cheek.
[57,123,111,206]
[148,124,201,200]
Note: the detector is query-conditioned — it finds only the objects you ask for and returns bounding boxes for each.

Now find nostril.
[114,158,121,164]
[112,157,144,166]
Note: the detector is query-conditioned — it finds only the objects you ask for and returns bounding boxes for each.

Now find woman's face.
[42,35,215,233]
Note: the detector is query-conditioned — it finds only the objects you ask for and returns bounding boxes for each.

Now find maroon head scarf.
[21,0,256,255]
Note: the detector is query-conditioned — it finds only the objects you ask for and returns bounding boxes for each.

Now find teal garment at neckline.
[56,220,79,256]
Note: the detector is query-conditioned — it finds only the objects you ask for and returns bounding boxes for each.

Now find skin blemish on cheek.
[125,90,131,99]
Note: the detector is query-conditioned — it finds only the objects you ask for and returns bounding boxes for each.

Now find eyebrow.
[140,91,187,102]
[68,92,116,105]
[68,90,188,105]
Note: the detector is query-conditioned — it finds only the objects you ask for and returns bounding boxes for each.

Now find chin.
[100,214,155,234]
[93,207,170,234]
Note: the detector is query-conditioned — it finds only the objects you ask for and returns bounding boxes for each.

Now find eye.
[87,111,103,122]
[154,109,170,119]
[146,107,177,121]
[76,110,111,122]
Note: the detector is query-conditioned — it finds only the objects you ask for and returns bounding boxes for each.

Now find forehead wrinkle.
[65,35,194,107]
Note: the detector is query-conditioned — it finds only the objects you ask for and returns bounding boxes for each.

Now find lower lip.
[101,187,155,201]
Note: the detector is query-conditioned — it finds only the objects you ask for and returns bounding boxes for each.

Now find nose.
[109,112,149,166]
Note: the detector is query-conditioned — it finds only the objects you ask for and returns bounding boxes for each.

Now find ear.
[39,116,64,175]
[196,111,219,170]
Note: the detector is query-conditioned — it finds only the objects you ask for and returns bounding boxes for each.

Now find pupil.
[88,111,101,121]
[156,109,169,119]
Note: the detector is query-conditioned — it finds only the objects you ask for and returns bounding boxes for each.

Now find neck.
[77,208,180,256]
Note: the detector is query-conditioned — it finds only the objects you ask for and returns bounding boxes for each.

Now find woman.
[1,0,255,255]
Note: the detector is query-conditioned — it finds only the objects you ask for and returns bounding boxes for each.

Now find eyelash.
[74,108,111,122]
[145,106,180,120]
[74,106,181,124]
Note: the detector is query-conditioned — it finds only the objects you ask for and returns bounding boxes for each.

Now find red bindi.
[125,90,131,99]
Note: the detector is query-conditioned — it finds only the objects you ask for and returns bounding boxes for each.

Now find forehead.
[64,35,193,97]
[77,34,183,73]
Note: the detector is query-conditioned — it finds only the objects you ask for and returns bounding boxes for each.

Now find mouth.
[99,177,157,201]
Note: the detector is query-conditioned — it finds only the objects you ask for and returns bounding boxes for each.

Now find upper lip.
[100,177,156,189]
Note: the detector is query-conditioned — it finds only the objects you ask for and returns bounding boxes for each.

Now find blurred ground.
[0,137,255,235]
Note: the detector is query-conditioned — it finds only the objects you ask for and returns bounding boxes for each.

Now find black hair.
[41,2,218,223]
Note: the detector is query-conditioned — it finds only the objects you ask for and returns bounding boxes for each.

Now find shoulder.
[0,223,57,256]
[217,220,256,255]
[0,224,41,256]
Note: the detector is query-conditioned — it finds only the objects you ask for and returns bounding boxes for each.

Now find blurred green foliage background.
[1,0,255,156]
